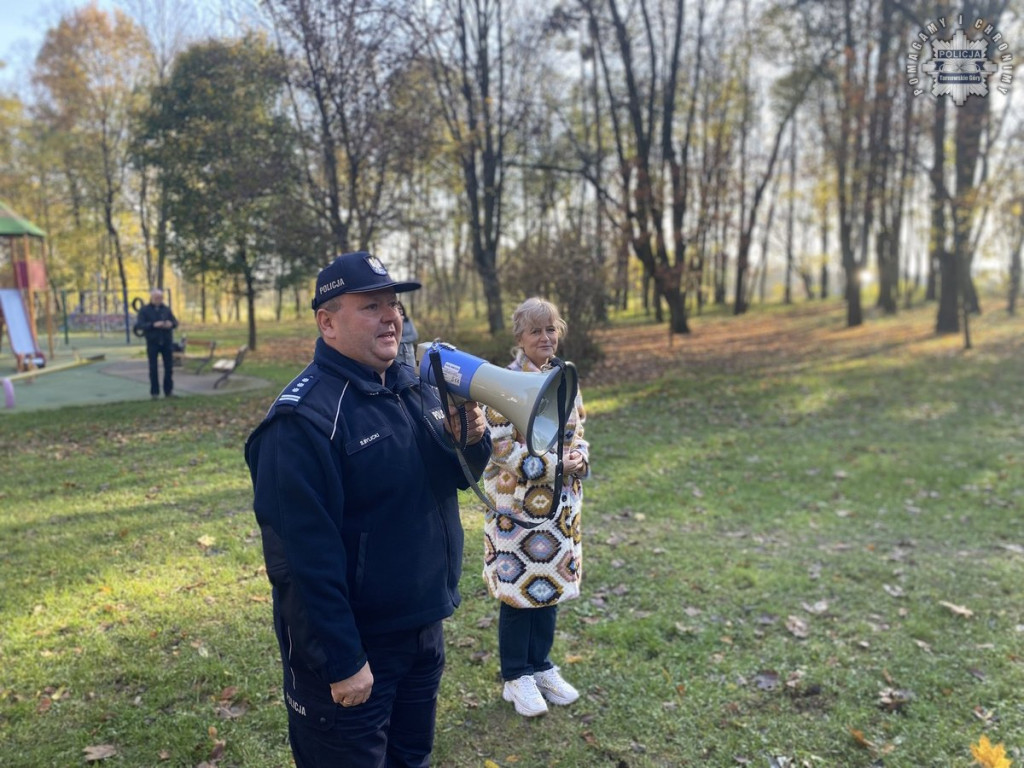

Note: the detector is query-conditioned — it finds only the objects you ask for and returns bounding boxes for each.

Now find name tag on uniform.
[345,425,394,455]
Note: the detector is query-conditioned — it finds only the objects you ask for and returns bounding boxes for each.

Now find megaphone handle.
[428,347,469,451]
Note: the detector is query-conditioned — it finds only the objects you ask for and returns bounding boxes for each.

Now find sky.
[0,0,46,66]
[0,0,120,89]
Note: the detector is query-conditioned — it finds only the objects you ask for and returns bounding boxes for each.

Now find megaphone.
[417,341,578,457]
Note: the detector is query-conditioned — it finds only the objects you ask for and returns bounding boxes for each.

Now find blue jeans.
[286,621,445,768]
[498,602,557,681]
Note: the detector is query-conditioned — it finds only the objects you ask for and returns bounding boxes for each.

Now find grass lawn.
[1,299,1022,767]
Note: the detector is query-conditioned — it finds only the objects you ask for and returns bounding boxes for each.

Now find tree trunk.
[784,120,796,305]
[1009,231,1022,315]
[927,97,946,306]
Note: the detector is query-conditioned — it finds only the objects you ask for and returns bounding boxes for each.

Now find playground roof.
[0,200,46,238]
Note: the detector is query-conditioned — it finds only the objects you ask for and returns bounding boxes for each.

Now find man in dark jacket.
[135,288,178,398]
[245,251,491,768]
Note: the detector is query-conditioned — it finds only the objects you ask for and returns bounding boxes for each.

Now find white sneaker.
[502,674,548,717]
[533,666,580,706]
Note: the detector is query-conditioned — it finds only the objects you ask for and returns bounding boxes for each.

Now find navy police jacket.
[245,338,491,688]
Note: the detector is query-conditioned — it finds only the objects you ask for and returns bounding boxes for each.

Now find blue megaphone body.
[417,342,577,457]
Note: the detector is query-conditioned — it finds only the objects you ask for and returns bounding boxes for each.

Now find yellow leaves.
[971,735,1012,768]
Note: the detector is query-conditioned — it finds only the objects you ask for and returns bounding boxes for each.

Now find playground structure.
[0,201,54,372]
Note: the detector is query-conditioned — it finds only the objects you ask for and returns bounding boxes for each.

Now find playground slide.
[0,288,45,369]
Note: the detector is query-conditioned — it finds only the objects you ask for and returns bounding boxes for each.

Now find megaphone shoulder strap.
[426,346,508,519]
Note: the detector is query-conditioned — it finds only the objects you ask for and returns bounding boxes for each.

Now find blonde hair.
[511,297,567,347]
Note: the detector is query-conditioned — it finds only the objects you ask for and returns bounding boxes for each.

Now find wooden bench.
[175,336,218,374]
[212,345,248,389]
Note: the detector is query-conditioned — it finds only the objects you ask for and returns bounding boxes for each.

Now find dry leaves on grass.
[83,745,118,761]
[849,727,896,757]
[198,725,227,767]
[214,686,249,720]
[785,615,809,639]
[939,600,974,618]
[877,686,914,713]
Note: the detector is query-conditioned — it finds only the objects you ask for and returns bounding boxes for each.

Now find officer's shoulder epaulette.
[274,371,320,408]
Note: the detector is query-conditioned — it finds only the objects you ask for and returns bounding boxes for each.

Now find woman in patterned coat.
[481,297,591,717]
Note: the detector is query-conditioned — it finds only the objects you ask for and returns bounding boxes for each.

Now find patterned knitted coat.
[481,353,590,608]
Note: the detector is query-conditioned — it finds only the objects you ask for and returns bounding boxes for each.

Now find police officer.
[135,288,178,398]
[245,251,491,768]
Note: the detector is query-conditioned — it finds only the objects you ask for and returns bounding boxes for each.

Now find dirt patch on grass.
[243,300,1021,390]
[583,301,1010,387]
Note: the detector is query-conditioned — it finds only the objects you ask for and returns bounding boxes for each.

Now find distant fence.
[55,289,170,342]
[65,312,131,333]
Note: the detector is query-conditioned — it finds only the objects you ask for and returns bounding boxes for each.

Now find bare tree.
[415,0,542,334]
[939,1,1008,347]
[124,0,197,290]
[582,0,693,333]
[264,0,418,254]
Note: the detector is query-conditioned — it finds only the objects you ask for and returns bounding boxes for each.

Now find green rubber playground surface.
[1,334,267,414]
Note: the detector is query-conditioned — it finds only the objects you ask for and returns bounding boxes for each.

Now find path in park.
[1,337,268,414]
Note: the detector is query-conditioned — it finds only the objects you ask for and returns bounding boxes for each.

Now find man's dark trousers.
[147,338,174,396]
[286,621,445,768]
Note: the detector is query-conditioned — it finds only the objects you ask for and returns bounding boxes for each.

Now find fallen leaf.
[849,728,875,749]
[971,734,1011,768]
[215,701,249,719]
[209,739,226,761]
[218,686,238,702]
[754,670,780,690]
[802,600,829,615]
[877,687,913,712]
[83,745,118,761]
[882,583,905,598]
[973,705,998,725]
[938,600,973,618]
[785,615,808,639]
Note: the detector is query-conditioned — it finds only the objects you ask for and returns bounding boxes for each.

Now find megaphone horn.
[417,341,577,457]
